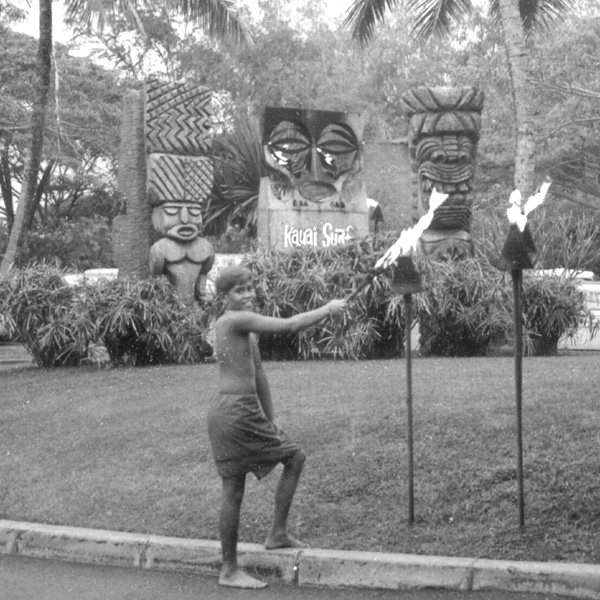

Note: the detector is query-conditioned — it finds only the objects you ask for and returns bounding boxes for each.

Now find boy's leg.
[219,474,267,588]
[265,449,307,549]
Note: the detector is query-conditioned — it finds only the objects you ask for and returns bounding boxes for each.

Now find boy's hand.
[327,299,347,318]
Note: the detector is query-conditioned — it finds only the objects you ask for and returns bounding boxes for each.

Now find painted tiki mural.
[258,107,369,250]
[401,86,484,258]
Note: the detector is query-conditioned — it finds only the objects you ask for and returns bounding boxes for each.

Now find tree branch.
[531,80,600,100]
[539,117,600,141]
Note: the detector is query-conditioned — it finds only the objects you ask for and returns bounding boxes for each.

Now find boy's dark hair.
[215,265,253,295]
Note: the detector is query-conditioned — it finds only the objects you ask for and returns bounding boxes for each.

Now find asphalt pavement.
[0,554,576,600]
[1,520,600,600]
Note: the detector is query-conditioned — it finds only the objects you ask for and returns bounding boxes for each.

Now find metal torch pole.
[512,269,525,530]
[404,293,415,525]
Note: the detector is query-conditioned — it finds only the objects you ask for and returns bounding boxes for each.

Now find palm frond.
[406,0,475,43]
[343,0,400,46]
[489,0,576,37]
[64,0,144,34]
[168,0,252,45]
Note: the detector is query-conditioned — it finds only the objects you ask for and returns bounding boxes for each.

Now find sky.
[12,1,71,43]
[12,0,352,45]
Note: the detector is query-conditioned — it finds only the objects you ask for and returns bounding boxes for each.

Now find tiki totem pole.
[115,78,215,307]
[146,79,215,307]
[257,107,369,250]
[401,86,484,258]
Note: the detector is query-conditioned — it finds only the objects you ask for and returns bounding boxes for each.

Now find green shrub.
[206,241,590,360]
[95,277,212,366]
[521,274,590,356]
[0,265,94,367]
[416,257,509,357]
[2,251,589,366]
[415,256,591,357]
[0,265,212,368]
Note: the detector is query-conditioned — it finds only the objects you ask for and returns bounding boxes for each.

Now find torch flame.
[506,181,551,232]
[375,188,448,270]
[524,181,551,216]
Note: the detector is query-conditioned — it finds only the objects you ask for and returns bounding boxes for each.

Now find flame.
[375,188,448,269]
[506,181,551,232]
[524,181,551,216]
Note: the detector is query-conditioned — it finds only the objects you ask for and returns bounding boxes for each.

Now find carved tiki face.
[263,107,363,207]
[415,133,476,227]
[151,202,203,242]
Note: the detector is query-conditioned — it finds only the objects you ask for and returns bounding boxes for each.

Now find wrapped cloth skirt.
[207,393,301,479]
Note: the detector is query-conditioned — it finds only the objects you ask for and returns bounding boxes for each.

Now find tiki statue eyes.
[263,108,362,208]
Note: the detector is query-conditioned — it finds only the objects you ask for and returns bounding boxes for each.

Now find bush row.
[0,264,211,368]
[0,243,592,368]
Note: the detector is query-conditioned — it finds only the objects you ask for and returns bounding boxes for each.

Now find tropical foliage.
[0,264,212,367]
[0,242,593,367]
[521,273,588,356]
[93,277,212,366]
[207,114,264,236]
[0,27,123,268]
[416,256,510,357]
[415,255,590,357]
[238,239,405,361]
[0,0,251,276]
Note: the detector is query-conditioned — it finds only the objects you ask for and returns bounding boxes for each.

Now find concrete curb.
[1,520,599,598]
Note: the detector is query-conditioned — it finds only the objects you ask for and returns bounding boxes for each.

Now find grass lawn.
[1,353,599,565]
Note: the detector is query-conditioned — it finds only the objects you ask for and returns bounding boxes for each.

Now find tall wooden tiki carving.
[401,86,484,258]
[114,79,215,306]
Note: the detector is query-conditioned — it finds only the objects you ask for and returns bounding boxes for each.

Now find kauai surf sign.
[284,223,355,248]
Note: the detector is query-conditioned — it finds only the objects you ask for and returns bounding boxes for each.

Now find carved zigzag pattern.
[147,154,214,205]
[145,79,213,156]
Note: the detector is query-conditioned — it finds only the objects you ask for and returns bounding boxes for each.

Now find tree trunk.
[27,160,55,229]
[0,132,14,229]
[0,0,52,276]
[496,0,538,197]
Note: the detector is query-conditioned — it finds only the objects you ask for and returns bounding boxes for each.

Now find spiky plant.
[416,256,510,357]
[1,264,96,367]
[207,114,264,237]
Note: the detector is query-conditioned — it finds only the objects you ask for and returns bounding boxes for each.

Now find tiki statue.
[402,86,484,258]
[145,78,215,307]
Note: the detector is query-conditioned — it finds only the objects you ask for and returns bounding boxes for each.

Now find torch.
[499,181,551,530]
[351,188,448,524]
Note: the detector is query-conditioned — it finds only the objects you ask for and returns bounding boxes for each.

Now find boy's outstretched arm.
[234,299,347,336]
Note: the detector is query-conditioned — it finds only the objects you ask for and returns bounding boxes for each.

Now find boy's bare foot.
[219,569,267,588]
[264,534,307,549]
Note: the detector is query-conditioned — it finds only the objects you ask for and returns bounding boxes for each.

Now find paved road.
[0,555,574,600]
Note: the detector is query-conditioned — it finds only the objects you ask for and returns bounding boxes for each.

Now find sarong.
[207,393,301,479]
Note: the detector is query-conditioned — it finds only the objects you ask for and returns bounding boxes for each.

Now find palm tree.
[0,0,250,276]
[344,0,574,198]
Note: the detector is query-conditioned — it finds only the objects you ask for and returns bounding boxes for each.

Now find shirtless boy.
[207,265,347,588]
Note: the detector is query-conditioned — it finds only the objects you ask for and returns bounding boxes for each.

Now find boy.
[208,265,347,588]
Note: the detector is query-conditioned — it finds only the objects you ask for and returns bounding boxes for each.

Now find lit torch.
[350,188,447,525]
[500,180,551,531]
